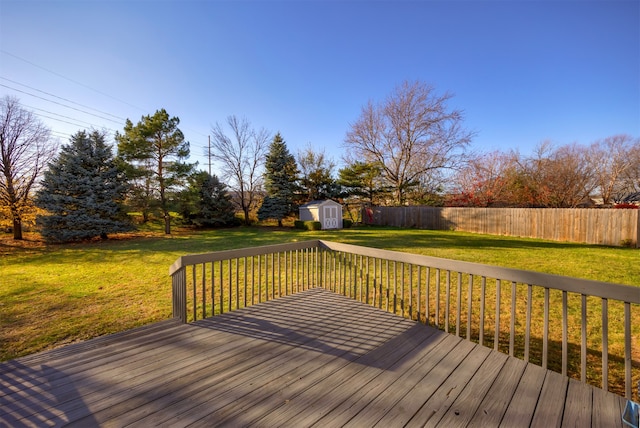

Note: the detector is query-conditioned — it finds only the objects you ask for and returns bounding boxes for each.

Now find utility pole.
[208,135,211,176]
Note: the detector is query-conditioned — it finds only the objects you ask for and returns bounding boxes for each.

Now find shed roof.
[300,199,341,208]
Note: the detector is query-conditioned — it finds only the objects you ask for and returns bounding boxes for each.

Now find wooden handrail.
[169,240,321,275]
[317,240,640,303]
[169,239,639,400]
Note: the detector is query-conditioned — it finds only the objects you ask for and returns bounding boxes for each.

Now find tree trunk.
[242,207,251,226]
[164,212,171,234]
[12,216,22,240]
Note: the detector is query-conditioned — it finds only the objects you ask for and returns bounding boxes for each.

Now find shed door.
[324,206,338,229]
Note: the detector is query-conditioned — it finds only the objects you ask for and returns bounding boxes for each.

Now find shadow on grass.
[333,226,610,252]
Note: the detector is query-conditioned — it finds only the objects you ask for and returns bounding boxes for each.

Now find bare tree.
[520,142,594,208]
[623,142,640,196]
[451,150,519,207]
[211,116,270,225]
[345,80,473,205]
[588,135,640,204]
[0,96,55,239]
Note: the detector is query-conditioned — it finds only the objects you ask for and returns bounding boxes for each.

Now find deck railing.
[170,239,639,400]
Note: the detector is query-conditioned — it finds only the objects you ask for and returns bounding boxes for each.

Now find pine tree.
[180,171,237,228]
[297,144,339,202]
[116,109,194,234]
[35,130,132,242]
[258,133,299,226]
[338,161,387,204]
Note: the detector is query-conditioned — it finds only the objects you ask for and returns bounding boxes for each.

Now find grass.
[1,225,638,397]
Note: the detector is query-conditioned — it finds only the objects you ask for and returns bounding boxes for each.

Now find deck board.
[0,288,627,427]
[435,350,509,428]
[467,356,528,427]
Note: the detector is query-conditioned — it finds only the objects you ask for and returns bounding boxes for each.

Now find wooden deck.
[0,288,628,427]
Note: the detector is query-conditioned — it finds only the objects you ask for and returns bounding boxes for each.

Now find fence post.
[171,267,187,323]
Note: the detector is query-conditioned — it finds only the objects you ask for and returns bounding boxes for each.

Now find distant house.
[299,200,343,230]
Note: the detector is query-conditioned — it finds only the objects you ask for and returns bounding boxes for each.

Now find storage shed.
[299,200,343,229]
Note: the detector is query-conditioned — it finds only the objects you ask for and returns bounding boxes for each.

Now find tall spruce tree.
[35,130,132,242]
[258,133,299,226]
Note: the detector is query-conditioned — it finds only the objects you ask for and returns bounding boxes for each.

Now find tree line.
[1,80,639,242]
[449,137,640,208]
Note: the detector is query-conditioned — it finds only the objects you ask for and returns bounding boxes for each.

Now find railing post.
[171,267,187,323]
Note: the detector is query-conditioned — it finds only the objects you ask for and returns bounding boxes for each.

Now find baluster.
[562,290,568,376]
[456,272,462,337]
[581,294,587,382]
[211,262,216,316]
[436,269,441,329]
[417,266,422,323]
[425,267,430,326]
[243,257,247,308]
[480,276,486,347]
[510,281,516,357]
[602,298,608,391]
[228,258,233,311]
[192,264,197,322]
[543,287,549,369]
[202,263,207,319]
[525,284,532,361]
[466,275,473,341]
[495,279,501,352]
[624,302,631,399]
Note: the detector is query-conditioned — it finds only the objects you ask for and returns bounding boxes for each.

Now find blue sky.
[1,0,638,171]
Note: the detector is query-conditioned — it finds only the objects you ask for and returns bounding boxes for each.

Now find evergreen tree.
[257,196,289,225]
[258,133,299,226]
[35,130,132,242]
[180,171,237,228]
[116,109,194,234]
[338,161,387,204]
[297,145,339,202]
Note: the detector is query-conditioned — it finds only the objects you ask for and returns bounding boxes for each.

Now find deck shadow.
[0,360,98,427]
[189,290,446,370]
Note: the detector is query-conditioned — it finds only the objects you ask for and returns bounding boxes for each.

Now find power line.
[0,77,125,121]
[24,104,112,130]
[0,50,147,113]
[34,112,92,128]
[0,82,124,124]
[51,130,70,136]
[0,52,209,154]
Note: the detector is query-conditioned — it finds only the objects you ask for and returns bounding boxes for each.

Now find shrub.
[343,219,353,228]
[294,220,322,230]
[620,239,635,248]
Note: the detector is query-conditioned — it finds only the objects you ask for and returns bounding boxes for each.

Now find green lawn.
[2,226,638,365]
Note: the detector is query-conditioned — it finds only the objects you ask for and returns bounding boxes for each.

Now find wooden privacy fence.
[170,240,640,400]
[366,207,640,247]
